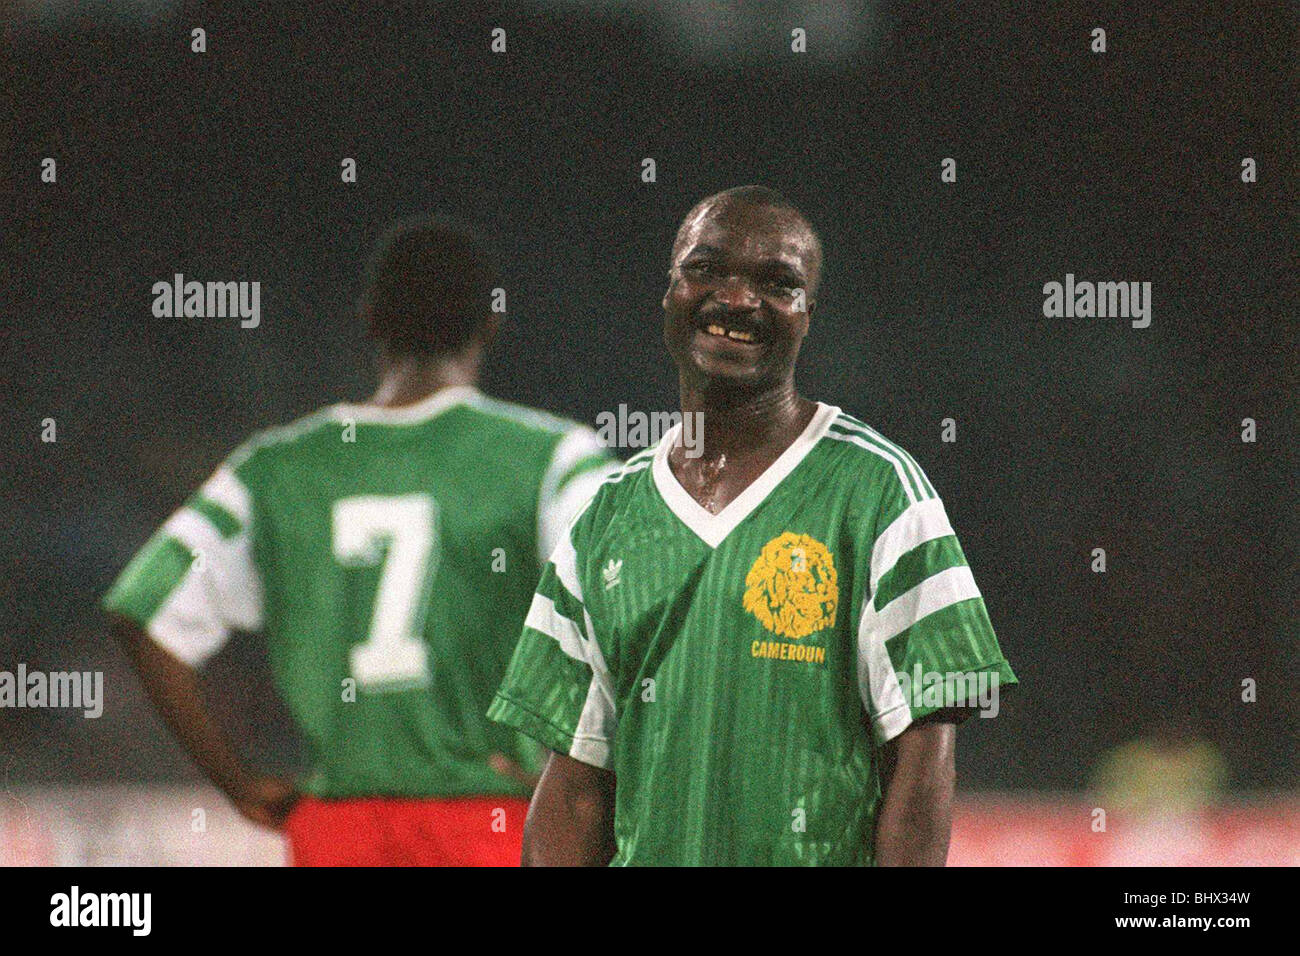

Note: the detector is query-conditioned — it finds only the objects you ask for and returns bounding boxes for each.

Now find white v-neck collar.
[331,385,480,424]
[652,402,840,548]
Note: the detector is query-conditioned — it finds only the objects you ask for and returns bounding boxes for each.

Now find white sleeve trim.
[523,592,586,661]
[568,608,616,768]
[855,566,982,730]
[549,532,584,604]
[569,676,615,769]
[522,593,617,768]
[146,510,263,667]
[147,572,232,667]
[870,701,916,745]
[870,498,954,595]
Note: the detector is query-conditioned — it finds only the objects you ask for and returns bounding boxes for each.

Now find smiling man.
[488,186,1017,866]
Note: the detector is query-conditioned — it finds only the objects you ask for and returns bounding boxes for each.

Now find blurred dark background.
[1,1,1295,793]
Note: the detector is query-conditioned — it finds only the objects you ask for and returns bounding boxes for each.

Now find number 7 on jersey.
[332,494,439,689]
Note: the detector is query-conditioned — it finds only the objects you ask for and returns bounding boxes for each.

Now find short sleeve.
[103,461,263,667]
[488,526,617,769]
[854,457,1016,745]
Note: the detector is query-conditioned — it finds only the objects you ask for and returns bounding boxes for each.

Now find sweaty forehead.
[674,201,820,276]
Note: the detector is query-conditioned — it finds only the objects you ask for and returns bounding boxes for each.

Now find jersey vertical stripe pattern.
[489,402,1016,865]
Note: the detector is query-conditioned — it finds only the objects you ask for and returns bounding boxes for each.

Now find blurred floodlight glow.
[551,0,882,64]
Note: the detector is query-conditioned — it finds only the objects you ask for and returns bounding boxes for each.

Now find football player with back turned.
[106,218,616,865]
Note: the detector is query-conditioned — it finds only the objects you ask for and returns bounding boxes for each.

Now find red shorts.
[285,795,529,867]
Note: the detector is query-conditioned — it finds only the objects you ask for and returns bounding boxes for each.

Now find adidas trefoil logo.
[603,558,623,590]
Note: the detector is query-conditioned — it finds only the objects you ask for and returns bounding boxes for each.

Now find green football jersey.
[104,386,616,800]
[489,401,1017,865]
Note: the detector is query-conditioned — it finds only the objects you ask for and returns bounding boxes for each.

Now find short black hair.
[361,216,498,357]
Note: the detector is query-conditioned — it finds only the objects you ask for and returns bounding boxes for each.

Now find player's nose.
[711,274,761,310]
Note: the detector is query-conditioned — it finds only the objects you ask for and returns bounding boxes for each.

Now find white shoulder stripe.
[199,467,251,525]
[523,593,586,661]
[550,532,584,603]
[825,430,918,505]
[870,498,954,595]
[617,453,655,475]
[835,416,931,483]
[855,566,982,735]
[162,508,224,553]
[862,565,981,649]
[832,417,933,499]
[598,456,653,491]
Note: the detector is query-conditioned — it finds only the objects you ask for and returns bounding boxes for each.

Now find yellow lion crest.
[743,532,838,639]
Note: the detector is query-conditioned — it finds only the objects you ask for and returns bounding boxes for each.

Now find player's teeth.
[727,330,754,342]
[707,324,727,336]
